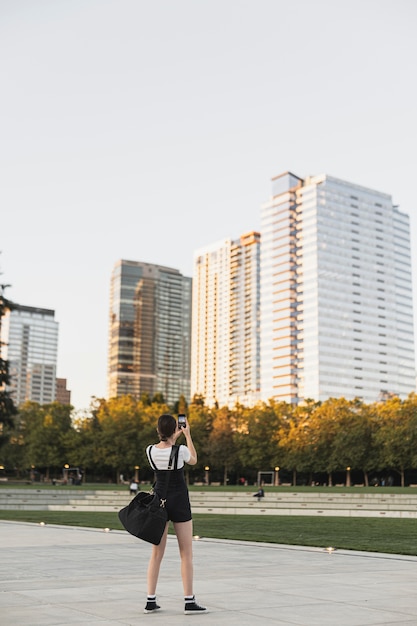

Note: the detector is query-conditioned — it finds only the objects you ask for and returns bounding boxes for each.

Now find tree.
[327,398,373,485]
[278,400,319,485]
[19,401,73,480]
[139,392,152,406]
[178,402,211,484]
[173,394,188,414]
[152,392,165,405]
[306,398,361,485]
[0,284,17,450]
[190,394,205,407]
[68,405,104,480]
[235,402,285,480]
[93,396,145,482]
[0,411,25,474]
[206,406,237,485]
[374,394,417,487]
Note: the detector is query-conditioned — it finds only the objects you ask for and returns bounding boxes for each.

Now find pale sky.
[1,0,416,410]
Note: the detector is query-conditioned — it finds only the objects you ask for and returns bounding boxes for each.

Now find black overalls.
[147,445,192,523]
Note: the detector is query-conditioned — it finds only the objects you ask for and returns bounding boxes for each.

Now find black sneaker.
[144,601,161,614]
[184,597,207,615]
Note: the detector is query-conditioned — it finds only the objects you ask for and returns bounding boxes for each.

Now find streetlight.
[274,466,280,487]
[204,466,210,486]
[134,465,140,482]
[63,464,69,484]
[346,466,351,487]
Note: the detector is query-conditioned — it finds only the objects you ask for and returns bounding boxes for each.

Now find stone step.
[2,498,417,510]
[2,489,417,519]
[2,490,417,502]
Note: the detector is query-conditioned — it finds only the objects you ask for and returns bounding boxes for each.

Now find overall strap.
[147,445,179,471]
[147,445,158,471]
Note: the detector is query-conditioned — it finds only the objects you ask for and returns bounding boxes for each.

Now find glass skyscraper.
[261,172,415,404]
[191,232,261,407]
[108,259,192,405]
[1,305,59,405]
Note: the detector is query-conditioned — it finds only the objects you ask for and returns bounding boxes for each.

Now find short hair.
[157,414,176,442]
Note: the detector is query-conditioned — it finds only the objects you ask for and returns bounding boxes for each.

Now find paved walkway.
[1,520,417,625]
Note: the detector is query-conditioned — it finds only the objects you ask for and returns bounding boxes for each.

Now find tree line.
[1,392,417,487]
[0,283,17,451]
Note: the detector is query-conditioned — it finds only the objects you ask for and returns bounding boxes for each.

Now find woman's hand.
[180,417,197,464]
[172,418,190,442]
[180,417,191,438]
[172,425,182,443]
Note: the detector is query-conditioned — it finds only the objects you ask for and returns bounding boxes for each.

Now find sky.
[1,0,416,411]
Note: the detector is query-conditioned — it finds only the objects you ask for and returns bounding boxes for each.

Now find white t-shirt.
[146,445,191,470]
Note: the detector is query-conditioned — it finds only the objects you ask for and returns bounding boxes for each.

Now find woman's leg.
[173,520,194,596]
[146,522,169,595]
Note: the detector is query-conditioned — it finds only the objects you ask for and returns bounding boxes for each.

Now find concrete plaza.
[1,520,417,625]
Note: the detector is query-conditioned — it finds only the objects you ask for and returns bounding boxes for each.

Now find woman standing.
[144,413,207,615]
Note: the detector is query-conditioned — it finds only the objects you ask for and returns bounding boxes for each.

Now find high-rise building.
[1,305,59,405]
[55,378,71,404]
[108,259,192,405]
[261,171,415,404]
[191,232,261,407]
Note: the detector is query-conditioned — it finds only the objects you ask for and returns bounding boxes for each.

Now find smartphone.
[178,414,186,429]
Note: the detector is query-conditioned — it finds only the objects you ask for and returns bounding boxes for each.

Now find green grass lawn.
[1,509,417,556]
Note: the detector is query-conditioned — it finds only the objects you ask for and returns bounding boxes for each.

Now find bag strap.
[168,445,179,470]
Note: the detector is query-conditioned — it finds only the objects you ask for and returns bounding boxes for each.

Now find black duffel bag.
[118,445,179,545]
[118,490,168,545]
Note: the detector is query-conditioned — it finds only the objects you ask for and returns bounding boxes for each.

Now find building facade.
[191,232,261,407]
[1,305,59,405]
[108,259,192,405]
[55,378,71,404]
[260,171,415,404]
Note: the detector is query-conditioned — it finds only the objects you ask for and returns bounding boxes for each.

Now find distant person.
[253,487,265,502]
[129,480,138,495]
